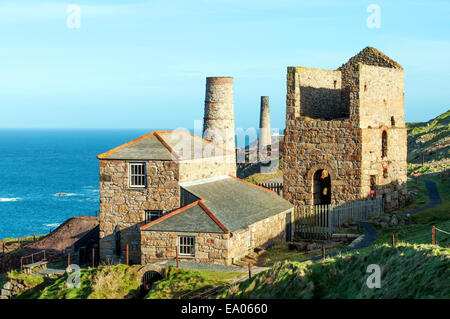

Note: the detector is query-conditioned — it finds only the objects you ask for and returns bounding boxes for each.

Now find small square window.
[178,236,195,256]
[145,210,163,224]
[129,163,146,188]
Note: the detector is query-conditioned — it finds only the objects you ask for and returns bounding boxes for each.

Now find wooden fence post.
[126,244,129,266]
[92,248,95,268]
[432,226,435,245]
[68,253,71,267]
[248,263,252,279]
[176,246,179,268]
[392,234,395,247]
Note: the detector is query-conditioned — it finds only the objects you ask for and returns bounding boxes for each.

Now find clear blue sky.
[0,0,449,130]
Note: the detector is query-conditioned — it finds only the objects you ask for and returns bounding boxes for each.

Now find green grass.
[407,110,449,165]
[373,175,449,247]
[218,243,450,299]
[20,264,142,299]
[8,270,44,286]
[400,178,429,213]
[244,170,283,185]
[256,240,346,267]
[411,176,450,224]
[146,267,243,299]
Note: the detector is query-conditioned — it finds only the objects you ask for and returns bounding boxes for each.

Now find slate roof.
[141,175,294,233]
[97,130,233,161]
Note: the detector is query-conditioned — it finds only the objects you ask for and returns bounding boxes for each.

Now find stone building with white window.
[283,47,408,211]
[98,130,293,265]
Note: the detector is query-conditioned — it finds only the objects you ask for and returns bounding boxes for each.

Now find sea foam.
[0,197,23,202]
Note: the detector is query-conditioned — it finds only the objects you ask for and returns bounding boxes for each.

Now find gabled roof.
[140,200,228,233]
[141,175,293,233]
[97,130,233,161]
[338,46,403,70]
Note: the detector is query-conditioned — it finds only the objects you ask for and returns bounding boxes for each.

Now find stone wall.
[358,64,407,210]
[229,209,292,262]
[358,64,405,129]
[284,117,362,206]
[296,67,345,119]
[99,159,180,264]
[178,154,236,182]
[284,49,407,211]
[141,231,231,265]
[361,127,408,210]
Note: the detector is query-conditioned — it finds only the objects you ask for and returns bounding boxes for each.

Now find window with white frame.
[178,236,195,256]
[145,210,163,223]
[129,162,146,187]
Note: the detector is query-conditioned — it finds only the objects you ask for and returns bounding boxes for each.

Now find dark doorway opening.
[141,271,163,291]
[313,169,331,205]
[285,212,292,242]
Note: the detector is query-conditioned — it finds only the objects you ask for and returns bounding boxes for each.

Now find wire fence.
[392,225,450,246]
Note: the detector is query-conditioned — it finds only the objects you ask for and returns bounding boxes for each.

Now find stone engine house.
[97,130,293,265]
[283,47,407,211]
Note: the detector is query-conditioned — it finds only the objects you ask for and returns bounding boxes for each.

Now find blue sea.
[0,129,151,239]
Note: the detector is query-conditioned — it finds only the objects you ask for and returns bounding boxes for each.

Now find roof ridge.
[154,131,181,160]
[198,200,229,233]
[227,174,278,195]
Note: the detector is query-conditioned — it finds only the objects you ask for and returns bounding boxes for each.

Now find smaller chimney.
[259,96,271,149]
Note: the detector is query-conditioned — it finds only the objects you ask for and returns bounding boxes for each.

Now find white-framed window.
[129,162,146,188]
[145,210,163,223]
[178,236,195,256]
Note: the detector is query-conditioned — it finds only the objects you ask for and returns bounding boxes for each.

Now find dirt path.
[407,179,442,215]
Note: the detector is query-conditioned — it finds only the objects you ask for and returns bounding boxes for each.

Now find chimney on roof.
[202,77,236,161]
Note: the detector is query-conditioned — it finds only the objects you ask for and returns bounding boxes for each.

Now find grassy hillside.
[218,243,449,299]
[17,264,142,299]
[14,264,242,299]
[407,110,450,174]
[145,267,243,299]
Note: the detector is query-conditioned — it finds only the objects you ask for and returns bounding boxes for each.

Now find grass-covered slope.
[407,110,450,173]
[146,267,243,299]
[218,243,449,299]
[18,264,142,299]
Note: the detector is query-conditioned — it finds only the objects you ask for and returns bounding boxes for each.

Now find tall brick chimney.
[202,77,236,159]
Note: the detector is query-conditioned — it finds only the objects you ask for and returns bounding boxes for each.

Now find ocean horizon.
[0,129,156,239]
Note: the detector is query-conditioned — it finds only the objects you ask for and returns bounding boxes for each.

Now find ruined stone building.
[283,47,407,211]
[97,77,294,265]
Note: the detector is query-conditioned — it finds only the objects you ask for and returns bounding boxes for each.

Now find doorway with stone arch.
[313,169,331,205]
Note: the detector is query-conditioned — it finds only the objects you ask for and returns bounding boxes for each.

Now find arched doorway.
[313,169,331,205]
[141,271,163,291]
